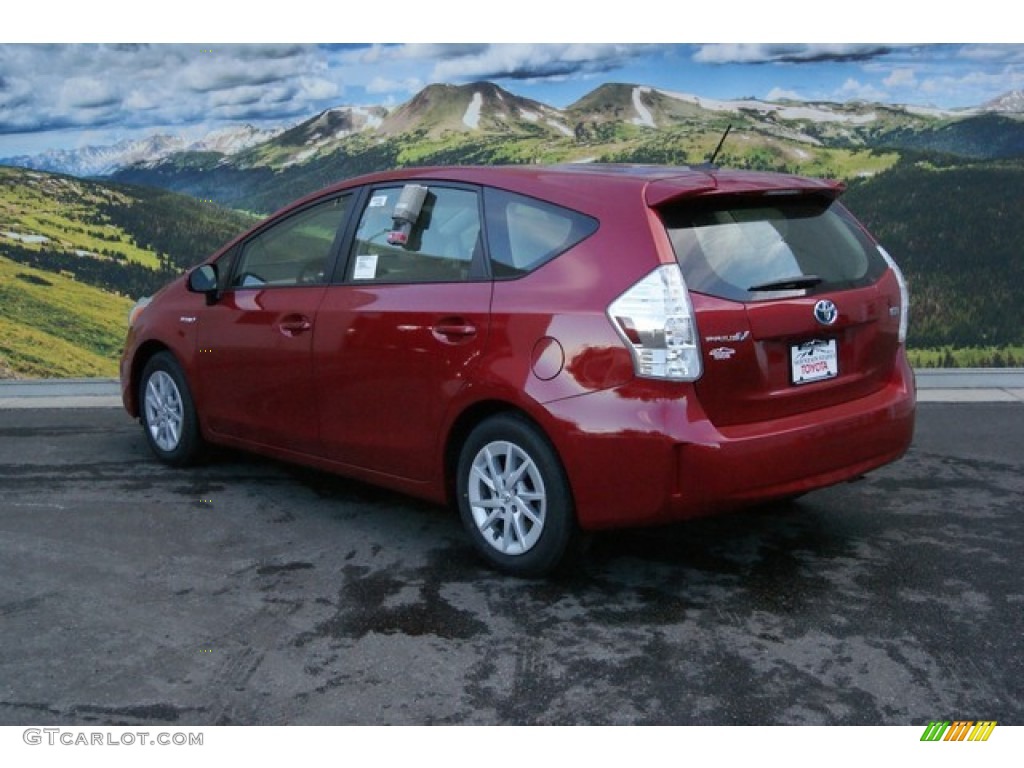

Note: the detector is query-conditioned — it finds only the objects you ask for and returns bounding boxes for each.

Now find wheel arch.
[127,340,176,417]
[442,399,575,513]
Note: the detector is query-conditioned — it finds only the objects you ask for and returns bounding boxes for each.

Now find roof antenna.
[704,124,732,168]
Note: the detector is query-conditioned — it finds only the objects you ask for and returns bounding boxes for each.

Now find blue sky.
[1,6,1022,156]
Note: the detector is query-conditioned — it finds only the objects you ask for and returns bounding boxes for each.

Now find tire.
[138,351,203,466]
[456,413,578,577]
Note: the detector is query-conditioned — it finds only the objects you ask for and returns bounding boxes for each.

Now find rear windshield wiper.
[748,275,823,292]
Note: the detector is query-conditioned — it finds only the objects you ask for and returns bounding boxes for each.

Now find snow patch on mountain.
[463,92,483,129]
[547,119,573,137]
[354,106,384,129]
[776,106,878,124]
[902,104,968,118]
[631,86,656,128]
[281,147,319,168]
[194,124,282,154]
[655,87,886,125]
[3,231,50,244]
[655,88,743,113]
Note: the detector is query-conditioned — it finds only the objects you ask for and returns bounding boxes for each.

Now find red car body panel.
[122,164,915,533]
[311,281,493,481]
[196,286,326,454]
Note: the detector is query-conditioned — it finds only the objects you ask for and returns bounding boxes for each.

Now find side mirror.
[187,264,219,304]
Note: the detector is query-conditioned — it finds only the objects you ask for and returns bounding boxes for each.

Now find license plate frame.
[790,338,839,385]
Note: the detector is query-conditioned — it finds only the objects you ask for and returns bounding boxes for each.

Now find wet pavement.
[0,404,1021,725]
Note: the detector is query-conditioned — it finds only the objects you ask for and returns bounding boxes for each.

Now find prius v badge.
[704,330,749,361]
[704,331,750,343]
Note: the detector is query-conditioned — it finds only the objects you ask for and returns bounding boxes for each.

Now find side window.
[231,195,350,288]
[484,188,598,278]
[348,186,481,283]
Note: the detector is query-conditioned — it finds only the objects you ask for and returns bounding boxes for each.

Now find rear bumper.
[543,357,916,530]
[675,378,915,511]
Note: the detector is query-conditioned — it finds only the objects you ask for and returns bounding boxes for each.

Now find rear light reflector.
[608,264,702,381]
[877,245,909,343]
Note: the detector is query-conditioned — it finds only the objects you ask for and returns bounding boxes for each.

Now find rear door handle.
[279,315,312,335]
[432,319,477,341]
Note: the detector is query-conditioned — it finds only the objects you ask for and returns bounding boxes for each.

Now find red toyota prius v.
[121,164,916,576]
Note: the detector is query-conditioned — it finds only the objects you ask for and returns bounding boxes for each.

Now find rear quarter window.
[662,197,887,302]
[484,188,598,278]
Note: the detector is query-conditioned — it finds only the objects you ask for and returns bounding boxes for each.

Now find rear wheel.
[139,351,203,466]
[456,413,577,577]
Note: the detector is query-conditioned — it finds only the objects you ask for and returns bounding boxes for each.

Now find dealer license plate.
[790,339,838,385]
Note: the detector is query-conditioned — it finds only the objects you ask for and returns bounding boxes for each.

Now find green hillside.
[843,157,1024,349]
[0,166,254,378]
[0,255,132,377]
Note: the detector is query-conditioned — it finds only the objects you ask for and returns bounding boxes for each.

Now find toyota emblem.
[814,299,838,326]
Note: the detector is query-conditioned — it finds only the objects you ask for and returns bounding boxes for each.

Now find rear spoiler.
[645,173,845,208]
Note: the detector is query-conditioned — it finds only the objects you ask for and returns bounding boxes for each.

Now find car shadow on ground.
[210,442,858,597]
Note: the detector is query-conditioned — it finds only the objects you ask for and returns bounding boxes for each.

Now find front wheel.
[139,351,203,466]
[456,413,578,577]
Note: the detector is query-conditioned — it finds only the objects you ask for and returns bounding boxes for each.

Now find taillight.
[877,246,909,344]
[607,264,702,381]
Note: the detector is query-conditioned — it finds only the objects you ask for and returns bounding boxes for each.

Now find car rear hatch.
[657,189,905,427]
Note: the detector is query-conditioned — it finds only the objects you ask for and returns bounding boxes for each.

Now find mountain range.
[1,124,283,177]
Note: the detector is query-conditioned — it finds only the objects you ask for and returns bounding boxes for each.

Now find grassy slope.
[0,167,160,268]
[0,255,132,377]
[907,345,1024,368]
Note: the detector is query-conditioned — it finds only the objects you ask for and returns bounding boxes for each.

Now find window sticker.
[353,253,378,280]
[368,194,389,208]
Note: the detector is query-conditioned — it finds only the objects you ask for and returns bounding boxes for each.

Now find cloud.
[919,68,1024,101]
[123,90,159,112]
[836,78,889,102]
[0,75,33,111]
[59,78,120,110]
[342,44,489,66]
[426,43,657,82]
[179,49,313,93]
[883,68,918,88]
[0,43,340,138]
[366,76,423,95]
[298,77,340,101]
[766,87,804,101]
[694,44,894,65]
[957,45,1024,63]
[208,85,280,108]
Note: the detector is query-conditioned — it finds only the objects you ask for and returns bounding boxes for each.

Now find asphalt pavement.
[3,369,1024,408]
[0,397,1021,725]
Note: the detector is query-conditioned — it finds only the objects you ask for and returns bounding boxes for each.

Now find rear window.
[662,196,887,302]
